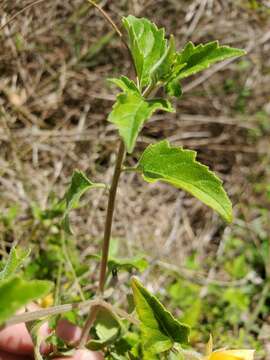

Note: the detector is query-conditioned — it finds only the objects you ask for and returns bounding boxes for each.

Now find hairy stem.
[78,305,100,348]
[79,140,126,347]
[99,140,126,294]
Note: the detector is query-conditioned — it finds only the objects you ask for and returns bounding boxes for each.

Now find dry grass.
[0,0,270,355]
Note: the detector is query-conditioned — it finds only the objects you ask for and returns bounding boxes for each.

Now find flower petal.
[210,349,255,360]
[223,350,255,360]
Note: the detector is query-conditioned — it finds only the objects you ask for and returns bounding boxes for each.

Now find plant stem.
[4,298,138,329]
[78,305,100,348]
[79,140,126,347]
[99,140,126,294]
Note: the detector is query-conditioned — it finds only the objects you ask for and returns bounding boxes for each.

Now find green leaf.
[88,254,148,273]
[109,76,140,93]
[131,277,190,355]
[87,308,122,351]
[137,140,232,222]
[165,79,182,98]
[122,16,173,89]
[108,256,148,273]
[0,276,53,325]
[164,41,245,97]
[109,79,174,153]
[0,247,31,281]
[62,170,105,234]
[175,41,245,81]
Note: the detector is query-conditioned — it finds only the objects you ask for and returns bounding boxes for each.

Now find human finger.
[54,349,104,360]
[0,322,51,355]
[0,349,31,360]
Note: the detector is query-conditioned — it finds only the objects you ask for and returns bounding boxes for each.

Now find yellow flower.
[205,335,255,360]
[39,293,54,308]
[207,350,255,360]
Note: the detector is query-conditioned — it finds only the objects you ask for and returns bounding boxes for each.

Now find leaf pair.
[111,16,245,147]
[106,15,242,223]
[123,15,245,96]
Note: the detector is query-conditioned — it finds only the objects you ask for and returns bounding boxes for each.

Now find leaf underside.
[137,140,232,222]
[131,277,190,355]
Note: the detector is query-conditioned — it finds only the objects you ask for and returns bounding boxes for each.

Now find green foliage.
[107,256,148,273]
[109,77,174,153]
[87,308,123,350]
[168,281,201,328]
[0,276,53,325]
[0,11,252,360]
[62,170,105,234]
[131,277,190,356]
[137,140,233,222]
[122,16,245,96]
[91,254,148,274]
[122,16,171,89]
[0,247,31,280]
[173,41,245,80]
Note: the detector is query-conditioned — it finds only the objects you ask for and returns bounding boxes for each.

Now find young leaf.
[62,170,105,234]
[108,256,148,273]
[137,140,232,222]
[0,247,31,281]
[109,79,174,153]
[0,276,53,325]
[165,40,245,93]
[176,41,246,80]
[88,254,148,273]
[122,16,173,89]
[87,308,122,351]
[131,277,190,355]
[165,78,182,98]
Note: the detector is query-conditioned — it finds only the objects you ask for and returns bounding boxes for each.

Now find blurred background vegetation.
[0,0,269,358]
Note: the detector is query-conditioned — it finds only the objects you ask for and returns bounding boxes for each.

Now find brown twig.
[0,0,46,32]
[86,0,136,77]
[87,0,123,39]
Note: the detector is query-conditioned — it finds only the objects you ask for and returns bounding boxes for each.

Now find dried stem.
[0,0,46,32]
[87,0,123,40]
[86,0,136,76]
[3,298,138,330]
